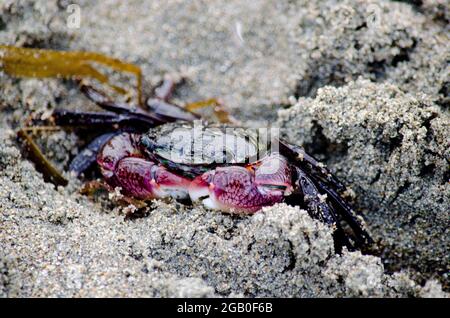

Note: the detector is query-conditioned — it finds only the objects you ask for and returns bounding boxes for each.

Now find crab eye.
[139,135,157,152]
[97,155,115,171]
[259,184,288,191]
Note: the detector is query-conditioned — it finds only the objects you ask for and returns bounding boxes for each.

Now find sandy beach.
[0,0,448,297]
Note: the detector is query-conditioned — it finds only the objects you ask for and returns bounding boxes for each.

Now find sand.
[0,0,448,297]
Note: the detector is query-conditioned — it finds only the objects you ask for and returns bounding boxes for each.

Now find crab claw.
[115,157,191,200]
[189,154,293,214]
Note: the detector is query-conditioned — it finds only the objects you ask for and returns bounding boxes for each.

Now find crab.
[0,45,372,251]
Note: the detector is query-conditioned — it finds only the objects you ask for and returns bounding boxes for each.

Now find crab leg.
[149,77,228,123]
[80,85,166,122]
[146,98,200,122]
[293,166,366,250]
[52,109,162,129]
[313,179,373,247]
[81,84,197,124]
[279,138,373,248]
[278,139,346,191]
[69,132,117,176]
[294,167,336,225]
[154,78,177,101]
